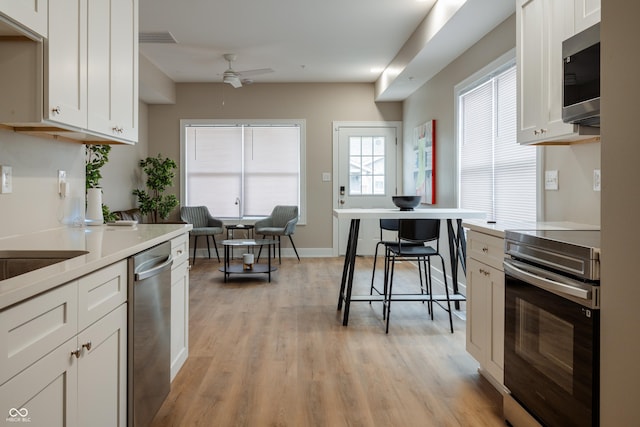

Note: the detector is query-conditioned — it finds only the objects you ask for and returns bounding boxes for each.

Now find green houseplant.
[133,154,179,223]
[85,144,117,223]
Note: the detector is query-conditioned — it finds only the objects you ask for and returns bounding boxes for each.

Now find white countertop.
[333,207,486,220]
[463,218,600,238]
[0,223,192,310]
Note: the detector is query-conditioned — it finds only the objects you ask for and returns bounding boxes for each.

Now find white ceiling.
[139,0,515,102]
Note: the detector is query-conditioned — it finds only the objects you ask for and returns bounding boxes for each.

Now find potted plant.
[133,154,179,223]
[85,144,117,223]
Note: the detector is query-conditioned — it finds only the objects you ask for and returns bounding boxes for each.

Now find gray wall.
[146,83,402,251]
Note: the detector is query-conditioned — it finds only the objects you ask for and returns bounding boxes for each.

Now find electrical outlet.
[544,170,559,191]
[593,169,601,192]
[1,165,12,194]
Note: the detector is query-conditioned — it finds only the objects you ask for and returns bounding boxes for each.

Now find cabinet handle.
[177,249,183,255]
[112,126,124,134]
[479,268,490,277]
[82,341,92,351]
[51,106,61,115]
[71,348,81,359]
[482,247,489,253]
[540,128,547,134]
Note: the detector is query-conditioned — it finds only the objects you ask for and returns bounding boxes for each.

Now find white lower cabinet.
[0,260,127,426]
[466,230,506,387]
[170,233,190,380]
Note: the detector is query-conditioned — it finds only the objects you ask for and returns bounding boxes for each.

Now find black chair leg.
[192,236,198,264]
[439,255,454,333]
[205,236,211,259]
[211,235,220,261]
[277,236,282,264]
[288,235,300,261]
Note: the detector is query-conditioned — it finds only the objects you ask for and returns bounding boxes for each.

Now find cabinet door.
[0,336,78,427]
[45,0,87,129]
[466,258,489,364]
[517,0,578,144]
[466,258,505,385]
[77,304,127,427]
[87,0,138,143]
[0,0,48,37]
[485,264,505,384]
[170,260,189,380]
[574,0,600,33]
[517,0,545,144]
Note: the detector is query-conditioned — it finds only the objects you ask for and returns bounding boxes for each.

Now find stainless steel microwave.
[562,23,600,127]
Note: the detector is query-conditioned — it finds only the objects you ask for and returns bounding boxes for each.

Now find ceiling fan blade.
[236,68,274,77]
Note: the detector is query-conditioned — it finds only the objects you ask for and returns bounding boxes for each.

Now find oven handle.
[504,259,591,300]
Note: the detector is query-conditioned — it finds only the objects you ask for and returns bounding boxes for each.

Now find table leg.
[337,218,360,326]
[224,244,229,283]
[446,218,468,309]
[268,242,272,282]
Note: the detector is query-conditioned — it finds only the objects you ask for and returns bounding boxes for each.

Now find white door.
[333,122,400,256]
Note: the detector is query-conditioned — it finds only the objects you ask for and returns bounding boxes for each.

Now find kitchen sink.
[0,250,89,281]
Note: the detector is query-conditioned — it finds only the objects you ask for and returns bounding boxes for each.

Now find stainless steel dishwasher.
[127,241,173,427]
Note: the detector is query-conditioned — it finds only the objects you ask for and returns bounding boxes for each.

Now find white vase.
[86,188,104,225]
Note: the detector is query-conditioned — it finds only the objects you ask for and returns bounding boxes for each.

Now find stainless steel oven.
[503,230,600,427]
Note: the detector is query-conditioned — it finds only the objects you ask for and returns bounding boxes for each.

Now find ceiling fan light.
[223,75,242,88]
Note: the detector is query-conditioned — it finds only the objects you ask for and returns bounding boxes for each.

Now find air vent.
[139,31,177,44]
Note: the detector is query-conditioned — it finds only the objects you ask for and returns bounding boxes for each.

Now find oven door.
[504,259,600,427]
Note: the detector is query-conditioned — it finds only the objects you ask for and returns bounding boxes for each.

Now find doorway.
[332,121,402,256]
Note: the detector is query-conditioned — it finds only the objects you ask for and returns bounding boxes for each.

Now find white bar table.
[333,208,486,326]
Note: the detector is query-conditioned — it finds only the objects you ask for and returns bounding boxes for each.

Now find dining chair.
[255,205,300,263]
[382,219,454,334]
[179,206,224,264]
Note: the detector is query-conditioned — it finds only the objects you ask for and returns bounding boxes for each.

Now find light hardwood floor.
[151,256,504,427]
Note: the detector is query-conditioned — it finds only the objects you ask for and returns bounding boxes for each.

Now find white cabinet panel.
[87,0,138,142]
[0,282,78,384]
[575,0,600,33]
[466,231,505,387]
[45,0,87,129]
[0,0,48,37]
[170,234,190,381]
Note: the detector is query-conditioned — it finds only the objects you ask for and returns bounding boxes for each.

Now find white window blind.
[184,124,301,218]
[459,64,536,223]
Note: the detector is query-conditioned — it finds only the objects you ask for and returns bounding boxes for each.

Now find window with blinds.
[458,62,537,223]
[183,122,302,219]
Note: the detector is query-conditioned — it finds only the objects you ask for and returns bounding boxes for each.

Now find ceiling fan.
[222,53,274,88]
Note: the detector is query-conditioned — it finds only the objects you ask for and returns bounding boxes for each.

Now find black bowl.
[392,196,422,211]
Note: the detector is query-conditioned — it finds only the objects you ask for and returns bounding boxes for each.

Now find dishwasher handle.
[135,255,173,281]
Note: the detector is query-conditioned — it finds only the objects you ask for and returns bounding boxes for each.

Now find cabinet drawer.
[78,260,127,331]
[0,281,78,385]
[467,230,505,271]
[171,233,189,266]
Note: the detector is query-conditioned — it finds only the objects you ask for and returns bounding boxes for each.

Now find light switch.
[545,170,559,191]
[0,165,12,194]
[593,169,601,192]
[322,172,331,182]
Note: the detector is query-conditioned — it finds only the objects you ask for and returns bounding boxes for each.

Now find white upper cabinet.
[45,0,88,130]
[0,0,48,38]
[88,0,138,142]
[575,0,601,33]
[0,0,138,144]
[516,0,600,145]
